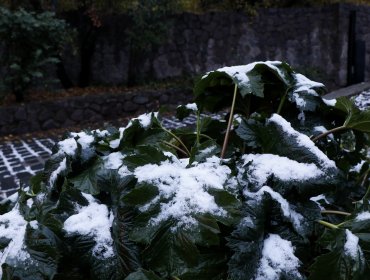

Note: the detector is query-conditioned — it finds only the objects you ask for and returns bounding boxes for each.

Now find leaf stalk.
[311,125,346,142]
[317,220,339,230]
[221,83,238,159]
[321,210,351,216]
[161,126,191,156]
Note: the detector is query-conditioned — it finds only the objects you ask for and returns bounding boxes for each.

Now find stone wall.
[0,88,192,136]
[60,3,370,90]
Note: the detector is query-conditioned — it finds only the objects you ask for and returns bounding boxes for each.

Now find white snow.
[109,127,126,149]
[63,193,114,259]
[255,234,301,280]
[310,194,329,210]
[70,132,95,150]
[203,61,287,89]
[356,211,370,221]
[49,158,67,187]
[0,205,29,278]
[350,160,366,173]
[291,92,307,109]
[240,154,324,186]
[58,138,78,156]
[245,186,304,233]
[293,73,323,93]
[128,112,158,129]
[26,198,33,208]
[185,103,198,111]
[134,156,234,229]
[353,90,370,111]
[344,229,361,260]
[268,114,336,169]
[103,152,124,169]
[322,98,337,107]
[29,220,38,230]
[94,129,109,137]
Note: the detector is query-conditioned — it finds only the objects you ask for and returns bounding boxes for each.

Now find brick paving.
[0,114,222,198]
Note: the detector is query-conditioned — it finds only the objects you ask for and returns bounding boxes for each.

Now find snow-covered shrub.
[0,61,369,279]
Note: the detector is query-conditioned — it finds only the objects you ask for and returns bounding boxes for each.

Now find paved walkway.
[0,114,210,198]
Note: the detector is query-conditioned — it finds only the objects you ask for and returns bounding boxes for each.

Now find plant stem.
[317,220,339,230]
[221,83,238,159]
[361,169,369,188]
[361,182,370,202]
[162,141,188,156]
[196,111,200,145]
[161,127,190,156]
[277,89,289,115]
[321,210,351,216]
[311,125,347,142]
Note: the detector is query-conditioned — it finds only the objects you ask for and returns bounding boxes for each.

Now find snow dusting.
[109,127,126,149]
[310,194,329,210]
[353,90,370,111]
[344,229,361,260]
[268,114,336,169]
[322,98,337,107]
[0,205,29,278]
[134,156,234,229]
[70,131,95,150]
[356,211,370,221]
[49,158,67,187]
[203,61,286,88]
[185,103,198,111]
[245,186,304,233]
[58,138,77,156]
[63,193,114,259]
[293,73,323,93]
[240,153,324,186]
[255,234,301,280]
[103,152,124,169]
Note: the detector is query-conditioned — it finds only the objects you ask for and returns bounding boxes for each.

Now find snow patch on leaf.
[293,73,323,93]
[245,186,304,233]
[0,205,29,278]
[185,103,198,111]
[63,193,114,259]
[322,98,337,107]
[103,152,124,169]
[356,211,370,221]
[268,114,336,169]
[255,234,302,280]
[58,138,77,156]
[240,153,324,187]
[344,229,362,260]
[70,131,95,150]
[49,158,67,187]
[134,156,234,229]
[109,127,126,149]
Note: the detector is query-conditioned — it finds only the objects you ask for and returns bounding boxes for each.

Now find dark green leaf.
[125,269,164,280]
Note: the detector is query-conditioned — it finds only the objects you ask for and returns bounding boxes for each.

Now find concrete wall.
[60,3,370,90]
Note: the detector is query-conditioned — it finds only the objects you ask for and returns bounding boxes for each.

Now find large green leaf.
[124,269,164,280]
[141,221,200,278]
[309,229,369,280]
[335,97,370,133]
[69,159,103,195]
[1,223,61,280]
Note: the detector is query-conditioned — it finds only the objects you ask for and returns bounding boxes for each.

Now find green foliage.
[0,7,69,101]
[0,61,369,279]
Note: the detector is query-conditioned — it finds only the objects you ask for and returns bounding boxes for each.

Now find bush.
[0,7,69,102]
[0,61,369,279]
